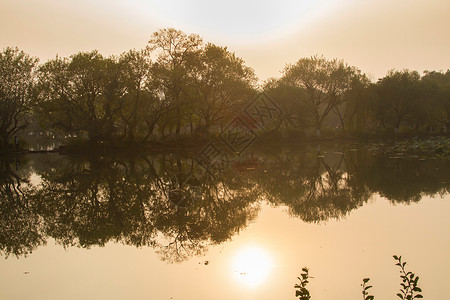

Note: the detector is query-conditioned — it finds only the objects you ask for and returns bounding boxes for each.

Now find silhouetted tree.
[187,43,257,134]
[421,70,450,132]
[147,28,203,137]
[373,70,422,134]
[0,47,38,150]
[37,51,127,143]
[281,55,360,136]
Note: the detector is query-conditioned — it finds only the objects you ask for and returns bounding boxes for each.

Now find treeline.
[1,28,449,150]
[265,57,450,137]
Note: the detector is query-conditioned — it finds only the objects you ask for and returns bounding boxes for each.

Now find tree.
[187,43,257,134]
[147,28,203,137]
[263,77,312,131]
[421,70,450,132]
[374,70,421,134]
[118,49,153,142]
[334,71,371,134]
[38,51,126,143]
[282,55,358,136]
[0,47,38,149]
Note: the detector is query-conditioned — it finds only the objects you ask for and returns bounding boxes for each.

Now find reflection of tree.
[359,155,450,203]
[251,144,449,222]
[31,155,157,248]
[251,146,371,223]
[1,146,448,260]
[0,157,45,257]
[12,153,259,262]
[295,152,369,222]
[148,155,259,262]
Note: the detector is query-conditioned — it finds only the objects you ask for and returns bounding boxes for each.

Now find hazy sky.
[1,0,449,81]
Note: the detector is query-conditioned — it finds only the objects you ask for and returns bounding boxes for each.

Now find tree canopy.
[1,29,449,151]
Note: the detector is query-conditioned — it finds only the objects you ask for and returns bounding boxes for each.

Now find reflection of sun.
[232,245,273,287]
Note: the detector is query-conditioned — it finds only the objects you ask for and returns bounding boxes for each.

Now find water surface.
[1,143,449,299]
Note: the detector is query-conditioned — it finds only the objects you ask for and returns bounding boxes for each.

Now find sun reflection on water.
[231,245,273,288]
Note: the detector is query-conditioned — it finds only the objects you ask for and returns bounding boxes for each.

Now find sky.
[1,0,449,82]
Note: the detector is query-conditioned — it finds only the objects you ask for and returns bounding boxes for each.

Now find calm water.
[0,143,449,300]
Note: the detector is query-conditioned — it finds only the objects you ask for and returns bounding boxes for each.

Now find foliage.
[295,267,311,300]
[280,55,361,134]
[0,47,38,149]
[2,30,450,150]
[394,255,423,299]
[361,278,374,300]
[295,256,423,299]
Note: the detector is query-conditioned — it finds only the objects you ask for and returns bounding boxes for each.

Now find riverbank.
[1,134,449,159]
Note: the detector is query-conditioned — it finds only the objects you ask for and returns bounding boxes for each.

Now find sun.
[231,245,273,287]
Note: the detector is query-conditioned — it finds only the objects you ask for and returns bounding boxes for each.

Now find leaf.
[393,255,399,260]
[367,296,374,300]
[414,295,423,299]
[413,287,422,292]
[397,293,404,299]
[363,278,370,283]
[365,286,373,290]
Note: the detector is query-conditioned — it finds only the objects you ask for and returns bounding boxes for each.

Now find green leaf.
[365,286,372,290]
[413,287,422,292]
[414,295,423,299]
[393,255,399,260]
[363,278,370,283]
[367,296,374,300]
[397,293,403,299]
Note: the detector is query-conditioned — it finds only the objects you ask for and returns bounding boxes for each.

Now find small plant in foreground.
[394,255,423,299]
[295,267,311,300]
[296,255,423,299]
[361,278,374,300]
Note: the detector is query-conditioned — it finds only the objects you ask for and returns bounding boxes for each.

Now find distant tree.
[263,77,312,131]
[118,49,164,142]
[421,70,450,131]
[38,51,126,143]
[187,43,257,134]
[147,28,203,137]
[281,55,359,136]
[0,47,39,149]
[373,70,421,134]
[334,71,371,134]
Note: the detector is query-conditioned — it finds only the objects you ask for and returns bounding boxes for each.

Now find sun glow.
[139,0,338,42]
[231,245,273,287]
